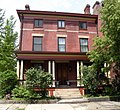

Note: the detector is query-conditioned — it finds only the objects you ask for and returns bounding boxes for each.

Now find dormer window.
[34,19,43,27]
[58,20,65,28]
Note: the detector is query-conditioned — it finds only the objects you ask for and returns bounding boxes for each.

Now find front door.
[56,63,68,85]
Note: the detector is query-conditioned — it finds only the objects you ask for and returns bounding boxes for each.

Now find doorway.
[56,63,68,85]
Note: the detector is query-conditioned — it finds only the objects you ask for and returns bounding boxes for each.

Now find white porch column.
[17,60,20,79]
[104,63,111,78]
[20,60,23,81]
[80,61,83,86]
[104,63,108,77]
[48,61,51,73]
[77,61,80,86]
[52,61,55,87]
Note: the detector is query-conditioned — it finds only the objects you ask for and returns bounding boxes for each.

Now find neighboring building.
[16,3,101,95]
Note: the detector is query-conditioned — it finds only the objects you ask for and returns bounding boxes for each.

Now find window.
[58,38,66,52]
[79,22,87,29]
[58,20,65,28]
[34,19,43,27]
[33,63,43,70]
[80,38,88,52]
[33,36,42,51]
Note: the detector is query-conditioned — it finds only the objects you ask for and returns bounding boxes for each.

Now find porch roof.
[15,51,88,60]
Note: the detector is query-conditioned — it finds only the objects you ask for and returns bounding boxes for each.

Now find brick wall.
[20,15,97,52]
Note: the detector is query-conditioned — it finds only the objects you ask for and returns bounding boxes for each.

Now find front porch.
[16,51,89,87]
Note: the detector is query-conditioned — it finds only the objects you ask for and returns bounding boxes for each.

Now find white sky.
[0,0,101,35]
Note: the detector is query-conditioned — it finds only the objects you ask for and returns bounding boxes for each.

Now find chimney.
[92,1,100,15]
[25,4,30,10]
[84,4,90,14]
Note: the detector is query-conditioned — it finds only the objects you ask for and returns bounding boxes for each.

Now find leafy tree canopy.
[89,0,120,73]
[0,9,18,72]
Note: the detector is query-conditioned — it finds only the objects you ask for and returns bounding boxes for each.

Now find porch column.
[77,61,80,86]
[104,63,111,78]
[104,63,108,77]
[52,61,55,87]
[80,61,83,86]
[20,60,23,81]
[48,61,51,73]
[17,60,20,79]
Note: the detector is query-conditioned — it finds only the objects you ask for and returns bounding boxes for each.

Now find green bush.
[81,66,99,96]
[103,86,113,96]
[0,70,18,97]
[12,86,41,99]
[26,68,53,97]
[12,86,30,98]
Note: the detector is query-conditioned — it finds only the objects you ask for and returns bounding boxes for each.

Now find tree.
[26,68,53,97]
[88,0,120,94]
[0,9,18,97]
[0,9,5,33]
[0,15,18,72]
[0,70,18,97]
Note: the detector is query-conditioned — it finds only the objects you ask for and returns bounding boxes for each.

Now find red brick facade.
[16,2,101,90]
[20,15,97,52]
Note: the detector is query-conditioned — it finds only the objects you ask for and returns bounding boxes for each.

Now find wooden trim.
[15,51,87,55]
[17,10,98,20]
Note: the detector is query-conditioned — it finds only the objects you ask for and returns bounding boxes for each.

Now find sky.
[0,0,101,35]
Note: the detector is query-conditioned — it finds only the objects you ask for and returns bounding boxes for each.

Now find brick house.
[16,2,103,96]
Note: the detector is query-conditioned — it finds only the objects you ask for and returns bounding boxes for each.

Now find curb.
[0,99,59,104]
[0,96,119,104]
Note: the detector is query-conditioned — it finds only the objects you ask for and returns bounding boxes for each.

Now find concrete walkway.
[0,101,120,110]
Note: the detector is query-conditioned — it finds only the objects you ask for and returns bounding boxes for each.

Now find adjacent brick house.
[16,2,102,93]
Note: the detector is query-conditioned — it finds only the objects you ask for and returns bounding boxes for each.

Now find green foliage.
[12,86,41,99]
[26,68,53,97]
[88,0,120,96]
[88,37,112,72]
[0,9,18,97]
[82,66,99,96]
[0,70,18,97]
[0,16,18,72]
[111,78,120,95]
[100,0,120,63]
[0,9,5,34]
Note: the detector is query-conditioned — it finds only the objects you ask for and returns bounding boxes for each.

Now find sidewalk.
[0,101,120,110]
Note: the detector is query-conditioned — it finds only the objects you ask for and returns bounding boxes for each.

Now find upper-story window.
[33,36,42,51]
[79,22,87,30]
[80,38,88,52]
[34,19,43,27]
[58,20,65,28]
[58,37,66,52]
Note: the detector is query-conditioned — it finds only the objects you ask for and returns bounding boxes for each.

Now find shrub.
[12,86,41,99]
[12,86,31,99]
[81,66,99,96]
[26,68,53,97]
[0,70,18,97]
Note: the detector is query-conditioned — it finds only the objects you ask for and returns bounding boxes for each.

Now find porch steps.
[55,88,82,99]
